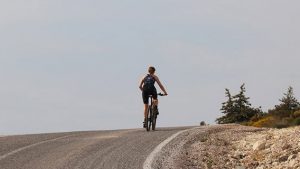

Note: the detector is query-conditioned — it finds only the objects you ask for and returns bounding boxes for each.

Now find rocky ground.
[155,124,300,169]
[233,126,300,169]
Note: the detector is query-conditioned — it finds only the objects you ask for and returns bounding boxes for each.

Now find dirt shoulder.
[153,124,300,169]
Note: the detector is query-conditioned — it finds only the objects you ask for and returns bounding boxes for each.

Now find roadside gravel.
[153,124,300,169]
[234,126,300,169]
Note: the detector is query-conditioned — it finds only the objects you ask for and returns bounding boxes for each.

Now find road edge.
[143,127,197,169]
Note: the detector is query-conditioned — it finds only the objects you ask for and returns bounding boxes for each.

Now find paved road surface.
[0,127,193,169]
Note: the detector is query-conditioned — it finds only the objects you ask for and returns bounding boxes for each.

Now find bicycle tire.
[146,105,152,131]
[152,106,158,130]
[152,108,157,131]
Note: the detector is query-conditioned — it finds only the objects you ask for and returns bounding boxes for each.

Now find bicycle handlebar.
[158,93,167,96]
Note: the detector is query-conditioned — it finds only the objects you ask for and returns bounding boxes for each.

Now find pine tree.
[216,88,235,124]
[232,83,252,122]
[216,84,262,124]
[280,86,300,112]
[271,86,300,117]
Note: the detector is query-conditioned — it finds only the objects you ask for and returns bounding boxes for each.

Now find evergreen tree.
[216,88,235,124]
[280,86,300,112]
[270,86,300,117]
[216,84,262,124]
[232,84,252,122]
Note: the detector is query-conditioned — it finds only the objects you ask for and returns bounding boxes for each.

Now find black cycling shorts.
[142,87,157,104]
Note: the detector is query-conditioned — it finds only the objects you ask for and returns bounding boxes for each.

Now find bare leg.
[144,104,148,120]
[153,99,158,106]
[153,99,159,115]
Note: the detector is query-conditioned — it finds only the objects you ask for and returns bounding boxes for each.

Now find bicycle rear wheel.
[146,105,152,131]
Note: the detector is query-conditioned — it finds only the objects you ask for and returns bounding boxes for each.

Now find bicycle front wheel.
[146,106,152,131]
[152,114,156,131]
[152,107,158,131]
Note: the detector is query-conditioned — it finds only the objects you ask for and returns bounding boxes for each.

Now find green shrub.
[293,110,300,118]
[273,121,290,129]
[282,117,293,124]
[293,117,300,126]
[241,121,253,126]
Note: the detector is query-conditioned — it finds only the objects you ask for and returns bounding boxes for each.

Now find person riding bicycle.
[139,66,168,128]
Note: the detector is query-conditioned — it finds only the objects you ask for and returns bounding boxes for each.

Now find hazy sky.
[1,1,299,135]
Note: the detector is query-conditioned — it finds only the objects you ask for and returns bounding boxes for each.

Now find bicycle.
[145,93,166,131]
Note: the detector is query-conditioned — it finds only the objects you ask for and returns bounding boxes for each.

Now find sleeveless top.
[143,74,156,90]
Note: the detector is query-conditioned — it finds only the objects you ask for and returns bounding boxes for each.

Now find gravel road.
[0,127,192,169]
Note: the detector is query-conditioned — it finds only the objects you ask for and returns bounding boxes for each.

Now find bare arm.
[153,75,168,95]
[139,76,145,91]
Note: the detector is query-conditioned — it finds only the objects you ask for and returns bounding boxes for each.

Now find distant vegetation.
[216,84,300,128]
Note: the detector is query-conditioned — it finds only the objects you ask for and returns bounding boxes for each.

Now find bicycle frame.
[145,93,165,131]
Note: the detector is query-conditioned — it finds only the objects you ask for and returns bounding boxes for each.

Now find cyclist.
[139,66,168,128]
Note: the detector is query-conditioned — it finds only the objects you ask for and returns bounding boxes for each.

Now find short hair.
[148,66,156,74]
